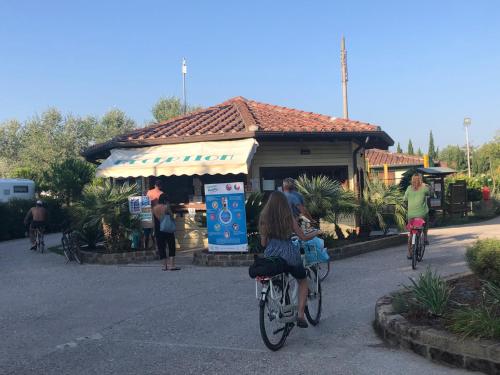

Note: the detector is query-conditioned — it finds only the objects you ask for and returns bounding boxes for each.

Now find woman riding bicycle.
[404,174,430,259]
[259,191,320,328]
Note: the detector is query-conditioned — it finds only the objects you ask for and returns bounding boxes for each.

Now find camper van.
[0,179,36,203]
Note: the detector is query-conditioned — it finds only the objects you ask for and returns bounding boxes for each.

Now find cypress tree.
[417,148,423,156]
[396,142,403,153]
[428,131,436,161]
[407,139,414,155]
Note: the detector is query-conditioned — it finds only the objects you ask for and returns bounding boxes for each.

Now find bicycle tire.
[305,266,322,325]
[417,238,426,262]
[61,236,73,262]
[317,261,330,282]
[411,235,418,270]
[259,282,290,351]
[70,235,83,264]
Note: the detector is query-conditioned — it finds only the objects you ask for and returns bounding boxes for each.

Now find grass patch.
[449,305,500,340]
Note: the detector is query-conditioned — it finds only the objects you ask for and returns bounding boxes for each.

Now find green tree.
[417,148,423,156]
[151,96,202,123]
[47,158,96,205]
[95,109,136,143]
[428,131,436,161]
[439,145,467,172]
[396,142,403,153]
[407,139,415,155]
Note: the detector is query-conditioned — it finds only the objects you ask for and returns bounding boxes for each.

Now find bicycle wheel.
[70,236,83,264]
[417,235,426,262]
[62,236,73,262]
[305,266,322,325]
[259,281,290,351]
[317,261,330,282]
[411,234,418,270]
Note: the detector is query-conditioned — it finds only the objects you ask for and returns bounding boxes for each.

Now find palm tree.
[296,175,358,232]
[359,178,406,236]
[78,179,140,253]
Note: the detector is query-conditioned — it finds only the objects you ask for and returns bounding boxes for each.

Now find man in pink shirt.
[146,179,163,207]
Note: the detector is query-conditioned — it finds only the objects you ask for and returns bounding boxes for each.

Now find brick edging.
[374,273,500,374]
[192,234,408,267]
[80,250,159,264]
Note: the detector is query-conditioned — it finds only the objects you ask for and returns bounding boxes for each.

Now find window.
[13,186,29,193]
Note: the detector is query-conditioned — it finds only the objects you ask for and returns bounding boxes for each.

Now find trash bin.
[481,186,491,200]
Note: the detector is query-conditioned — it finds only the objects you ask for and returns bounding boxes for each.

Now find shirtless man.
[24,200,48,250]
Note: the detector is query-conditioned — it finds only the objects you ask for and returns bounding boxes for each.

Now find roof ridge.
[231,98,259,131]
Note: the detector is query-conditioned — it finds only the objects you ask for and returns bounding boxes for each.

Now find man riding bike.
[403,174,430,259]
[282,178,315,226]
[24,200,47,250]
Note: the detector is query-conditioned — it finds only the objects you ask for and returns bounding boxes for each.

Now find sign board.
[204,182,247,252]
[128,196,153,222]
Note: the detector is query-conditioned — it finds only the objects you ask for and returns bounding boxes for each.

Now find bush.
[449,305,500,339]
[466,238,500,283]
[0,198,68,241]
[404,267,453,316]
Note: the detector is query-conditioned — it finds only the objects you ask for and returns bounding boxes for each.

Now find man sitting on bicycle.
[282,178,315,227]
[259,191,320,328]
[24,200,47,250]
[403,174,430,258]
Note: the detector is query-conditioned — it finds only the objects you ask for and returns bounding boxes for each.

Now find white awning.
[96,138,259,178]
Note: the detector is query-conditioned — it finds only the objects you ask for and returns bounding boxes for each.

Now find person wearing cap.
[24,200,48,250]
[282,178,314,223]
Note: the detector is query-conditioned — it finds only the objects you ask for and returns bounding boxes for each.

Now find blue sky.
[1,0,499,151]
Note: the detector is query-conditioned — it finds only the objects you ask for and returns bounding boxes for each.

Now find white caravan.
[0,179,36,203]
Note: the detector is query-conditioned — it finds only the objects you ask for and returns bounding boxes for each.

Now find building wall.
[250,140,357,191]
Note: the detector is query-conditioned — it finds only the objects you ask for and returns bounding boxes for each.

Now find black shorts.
[30,221,46,230]
[285,263,307,280]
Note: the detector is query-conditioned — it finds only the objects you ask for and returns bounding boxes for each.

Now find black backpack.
[248,256,287,278]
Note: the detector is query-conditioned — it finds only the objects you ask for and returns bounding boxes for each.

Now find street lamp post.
[463,117,472,177]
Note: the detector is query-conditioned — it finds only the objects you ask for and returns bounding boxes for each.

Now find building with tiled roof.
[84,97,392,162]
[84,97,394,250]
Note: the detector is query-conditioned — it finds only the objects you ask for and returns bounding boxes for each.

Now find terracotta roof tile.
[117,97,381,142]
[366,149,425,168]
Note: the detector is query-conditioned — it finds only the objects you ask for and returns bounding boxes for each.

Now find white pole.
[182,58,187,114]
[341,36,349,119]
[464,117,472,177]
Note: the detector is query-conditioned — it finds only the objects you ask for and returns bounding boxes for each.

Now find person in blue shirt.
[282,178,314,223]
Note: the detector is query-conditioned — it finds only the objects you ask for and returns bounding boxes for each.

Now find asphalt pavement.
[1,217,499,375]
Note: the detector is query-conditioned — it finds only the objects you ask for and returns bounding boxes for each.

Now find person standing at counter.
[153,193,179,271]
[147,179,163,207]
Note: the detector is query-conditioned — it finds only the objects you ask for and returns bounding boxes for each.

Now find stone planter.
[374,273,500,374]
[192,234,408,267]
[80,249,158,265]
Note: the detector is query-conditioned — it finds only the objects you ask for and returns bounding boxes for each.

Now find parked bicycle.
[407,217,426,270]
[256,255,322,351]
[61,229,82,264]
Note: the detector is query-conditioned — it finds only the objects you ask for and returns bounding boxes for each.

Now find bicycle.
[407,218,426,270]
[61,229,82,264]
[317,259,330,282]
[34,227,45,253]
[256,257,322,351]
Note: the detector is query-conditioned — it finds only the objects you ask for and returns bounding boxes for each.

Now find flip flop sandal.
[169,267,181,271]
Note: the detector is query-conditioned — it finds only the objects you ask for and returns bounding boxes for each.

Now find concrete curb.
[374,273,500,374]
[192,234,408,267]
[80,250,159,264]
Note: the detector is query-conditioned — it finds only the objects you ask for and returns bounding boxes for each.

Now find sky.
[1,0,499,151]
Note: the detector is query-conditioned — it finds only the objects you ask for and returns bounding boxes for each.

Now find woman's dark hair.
[158,193,168,204]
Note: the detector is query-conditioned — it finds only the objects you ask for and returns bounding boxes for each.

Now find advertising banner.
[128,196,153,222]
[204,182,247,252]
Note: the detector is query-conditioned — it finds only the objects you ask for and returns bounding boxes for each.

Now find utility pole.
[341,35,349,119]
[464,117,472,177]
[182,57,187,114]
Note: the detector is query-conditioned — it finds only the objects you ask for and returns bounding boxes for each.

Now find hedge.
[0,198,68,241]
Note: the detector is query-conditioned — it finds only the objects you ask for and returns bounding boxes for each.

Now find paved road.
[1,218,499,375]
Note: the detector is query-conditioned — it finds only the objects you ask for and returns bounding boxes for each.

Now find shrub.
[466,238,500,283]
[0,197,68,241]
[449,305,500,339]
[484,280,500,307]
[404,267,453,316]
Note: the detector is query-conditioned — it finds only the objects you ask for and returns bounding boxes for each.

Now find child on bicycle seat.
[259,191,320,328]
